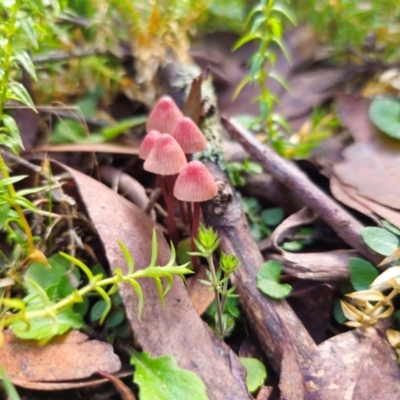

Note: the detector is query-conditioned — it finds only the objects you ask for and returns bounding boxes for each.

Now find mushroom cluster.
[139,96,217,248]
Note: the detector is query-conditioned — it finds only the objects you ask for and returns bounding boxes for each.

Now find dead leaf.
[288,282,333,344]
[186,265,215,316]
[60,162,251,400]
[336,94,377,143]
[305,326,400,399]
[331,175,400,229]
[183,73,203,125]
[330,175,381,224]
[333,142,400,210]
[31,142,140,155]
[0,330,120,382]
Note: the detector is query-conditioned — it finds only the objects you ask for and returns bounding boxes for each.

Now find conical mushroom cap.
[174,161,218,202]
[146,96,184,134]
[139,130,161,160]
[144,134,187,175]
[171,117,207,154]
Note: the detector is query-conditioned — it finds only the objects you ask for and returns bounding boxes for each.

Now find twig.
[202,163,317,373]
[222,117,382,265]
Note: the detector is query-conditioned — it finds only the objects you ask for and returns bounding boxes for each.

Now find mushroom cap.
[171,117,207,154]
[139,130,161,160]
[146,96,184,134]
[174,160,218,202]
[144,134,187,175]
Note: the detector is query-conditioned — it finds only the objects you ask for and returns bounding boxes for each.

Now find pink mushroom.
[174,160,218,240]
[138,130,161,160]
[171,117,207,160]
[144,134,187,243]
[146,96,184,134]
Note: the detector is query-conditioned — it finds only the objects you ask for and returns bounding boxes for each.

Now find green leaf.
[381,220,400,236]
[1,114,23,150]
[360,227,399,256]
[333,299,346,324]
[268,71,290,92]
[369,97,400,140]
[257,260,292,299]
[19,16,38,48]
[90,299,107,323]
[12,306,83,341]
[271,3,296,25]
[15,51,38,81]
[232,32,261,51]
[0,365,20,400]
[349,258,378,291]
[260,207,284,226]
[239,357,267,394]
[250,14,266,34]
[106,310,125,328]
[8,82,37,111]
[25,259,68,292]
[130,350,209,400]
[101,116,147,141]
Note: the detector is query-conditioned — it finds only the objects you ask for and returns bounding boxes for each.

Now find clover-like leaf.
[239,357,267,394]
[256,260,292,299]
[130,350,209,400]
[349,258,378,291]
[369,97,400,140]
[361,227,399,256]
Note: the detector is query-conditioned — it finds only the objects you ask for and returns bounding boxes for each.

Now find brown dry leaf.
[330,175,381,224]
[331,175,400,228]
[288,282,333,344]
[32,142,140,155]
[333,142,400,210]
[183,72,203,125]
[336,94,377,143]
[60,162,250,400]
[305,326,400,399]
[0,330,120,382]
[186,265,215,316]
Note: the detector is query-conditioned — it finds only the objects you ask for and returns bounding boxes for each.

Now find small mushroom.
[171,117,207,160]
[138,130,161,160]
[146,96,184,134]
[144,134,187,243]
[174,160,218,240]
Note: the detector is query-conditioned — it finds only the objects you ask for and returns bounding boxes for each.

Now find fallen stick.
[202,164,317,374]
[221,118,381,265]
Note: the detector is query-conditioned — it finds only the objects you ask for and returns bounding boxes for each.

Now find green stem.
[206,254,224,336]
[0,154,35,253]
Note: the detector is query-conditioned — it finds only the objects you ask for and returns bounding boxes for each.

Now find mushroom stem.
[191,201,200,270]
[165,175,178,244]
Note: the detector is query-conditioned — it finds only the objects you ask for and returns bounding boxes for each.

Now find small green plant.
[0,229,192,344]
[257,260,292,299]
[233,0,295,152]
[189,224,240,337]
[130,349,209,400]
[226,159,263,187]
[292,0,400,61]
[241,196,284,241]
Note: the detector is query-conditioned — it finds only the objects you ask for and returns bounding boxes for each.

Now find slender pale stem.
[207,254,224,336]
[220,273,229,318]
[191,202,200,271]
[165,175,177,244]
